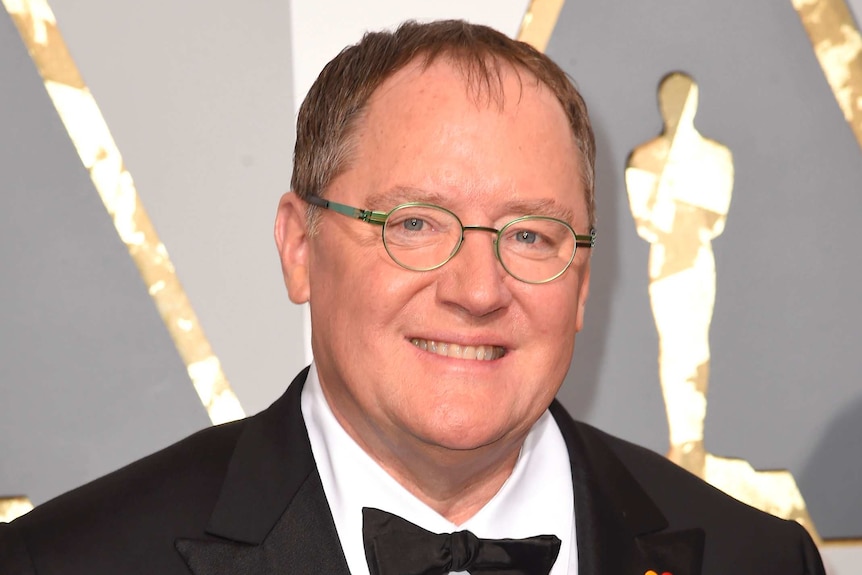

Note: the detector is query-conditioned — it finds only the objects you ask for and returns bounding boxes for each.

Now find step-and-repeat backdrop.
[2,0,860,571]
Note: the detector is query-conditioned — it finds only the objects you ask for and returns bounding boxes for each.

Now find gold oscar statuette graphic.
[625,72,819,542]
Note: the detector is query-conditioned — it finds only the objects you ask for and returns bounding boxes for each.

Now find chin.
[410,410,519,453]
[422,433,505,453]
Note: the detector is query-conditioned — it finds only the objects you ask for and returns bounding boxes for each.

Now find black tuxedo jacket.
[0,367,824,574]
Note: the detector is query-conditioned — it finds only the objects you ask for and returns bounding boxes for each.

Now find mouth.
[410,338,506,361]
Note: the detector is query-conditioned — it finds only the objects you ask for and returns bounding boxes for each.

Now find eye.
[506,227,546,247]
[500,218,571,257]
[516,230,538,244]
[384,205,457,245]
[402,217,425,232]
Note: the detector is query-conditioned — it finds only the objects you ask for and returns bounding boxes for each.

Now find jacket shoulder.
[1,419,246,574]
[587,424,787,524]
[571,419,824,574]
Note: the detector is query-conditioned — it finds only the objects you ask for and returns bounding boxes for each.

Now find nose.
[434,229,513,317]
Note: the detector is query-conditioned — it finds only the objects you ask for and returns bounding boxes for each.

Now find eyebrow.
[498,198,576,224]
[365,187,448,211]
[364,187,578,225]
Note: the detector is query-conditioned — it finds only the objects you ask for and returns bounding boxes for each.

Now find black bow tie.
[362,507,561,575]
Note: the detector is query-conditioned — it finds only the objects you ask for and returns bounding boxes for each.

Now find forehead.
[365,57,565,130]
[343,59,586,223]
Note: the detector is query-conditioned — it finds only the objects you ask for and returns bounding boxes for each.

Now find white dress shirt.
[302,363,578,575]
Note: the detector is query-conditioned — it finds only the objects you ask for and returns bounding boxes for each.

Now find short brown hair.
[291,19,596,227]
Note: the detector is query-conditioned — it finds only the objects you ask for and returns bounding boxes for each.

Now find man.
[0,20,824,575]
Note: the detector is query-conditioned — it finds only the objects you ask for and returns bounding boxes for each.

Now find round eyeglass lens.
[382,204,463,271]
[497,216,576,283]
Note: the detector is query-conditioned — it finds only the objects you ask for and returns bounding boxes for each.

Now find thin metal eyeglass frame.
[304,195,596,284]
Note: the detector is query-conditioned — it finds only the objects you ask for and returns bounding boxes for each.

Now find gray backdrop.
[552,1,862,538]
[1,0,860,543]
[0,0,299,504]
[0,7,210,505]
[45,0,304,417]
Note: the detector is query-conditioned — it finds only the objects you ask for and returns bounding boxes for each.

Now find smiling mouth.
[410,338,506,361]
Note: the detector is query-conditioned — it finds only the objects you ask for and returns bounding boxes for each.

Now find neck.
[324,388,528,525]
[371,433,526,525]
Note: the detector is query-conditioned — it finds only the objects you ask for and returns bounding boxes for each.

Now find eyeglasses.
[305,196,596,284]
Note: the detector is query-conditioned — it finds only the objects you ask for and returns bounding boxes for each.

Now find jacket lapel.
[175,368,351,575]
[551,402,705,575]
[172,370,702,575]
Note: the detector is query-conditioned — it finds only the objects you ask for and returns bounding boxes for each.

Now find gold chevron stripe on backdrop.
[0,497,33,524]
[1,0,245,427]
[517,0,565,50]
[793,0,862,152]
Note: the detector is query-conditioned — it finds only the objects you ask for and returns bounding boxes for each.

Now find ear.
[574,260,591,332]
[274,192,311,304]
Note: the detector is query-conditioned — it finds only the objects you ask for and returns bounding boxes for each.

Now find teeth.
[410,338,505,361]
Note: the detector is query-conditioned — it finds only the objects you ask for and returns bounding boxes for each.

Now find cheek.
[311,245,433,342]
[528,283,581,329]
[520,284,582,365]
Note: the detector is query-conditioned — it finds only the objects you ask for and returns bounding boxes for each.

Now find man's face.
[279,59,590,460]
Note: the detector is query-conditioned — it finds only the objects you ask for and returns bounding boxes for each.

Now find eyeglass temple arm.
[305,196,388,225]
[575,229,597,248]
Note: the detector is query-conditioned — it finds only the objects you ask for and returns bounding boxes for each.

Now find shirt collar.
[301,363,577,575]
